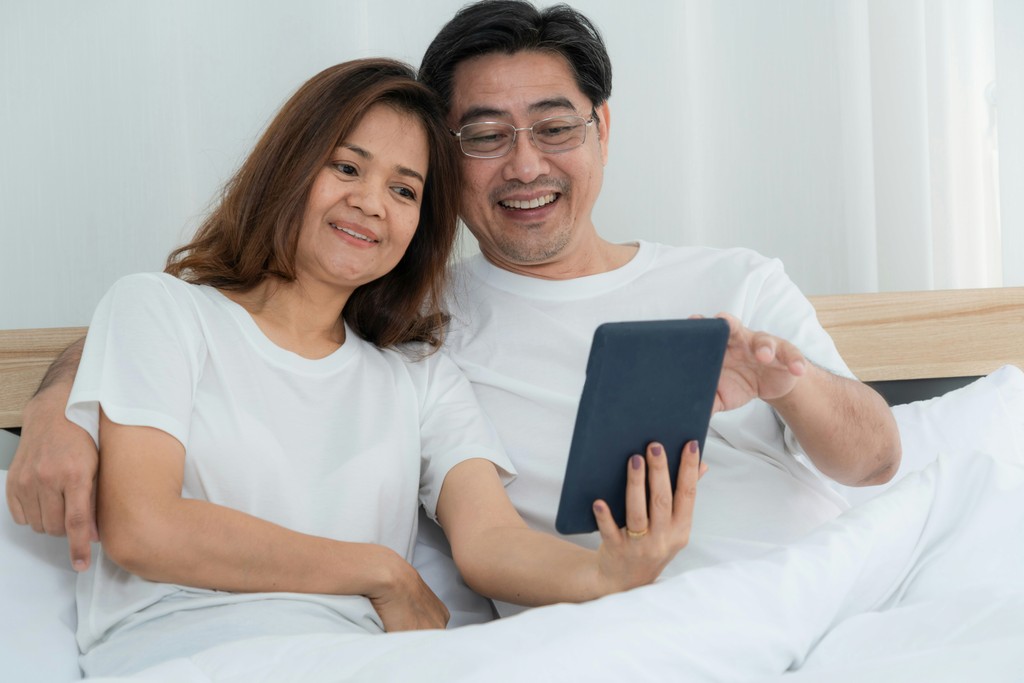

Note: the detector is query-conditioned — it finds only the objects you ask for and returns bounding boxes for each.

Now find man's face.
[448,50,610,272]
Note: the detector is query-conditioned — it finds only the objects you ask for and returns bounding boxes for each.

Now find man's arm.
[713,314,900,487]
[768,364,899,486]
[5,337,100,570]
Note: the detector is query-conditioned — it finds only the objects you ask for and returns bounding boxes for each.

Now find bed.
[2,287,1024,682]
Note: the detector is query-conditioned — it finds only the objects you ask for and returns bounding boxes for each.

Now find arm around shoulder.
[5,336,100,571]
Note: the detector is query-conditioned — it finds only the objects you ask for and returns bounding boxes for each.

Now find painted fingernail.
[689,441,699,454]
[631,454,643,469]
[651,444,663,456]
[593,501,603,513]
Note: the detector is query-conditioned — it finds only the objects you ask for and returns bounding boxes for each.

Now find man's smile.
[499,193,559,210]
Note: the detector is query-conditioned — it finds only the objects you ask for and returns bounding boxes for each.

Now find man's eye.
[466,129,509,144]
[537,123,577,139]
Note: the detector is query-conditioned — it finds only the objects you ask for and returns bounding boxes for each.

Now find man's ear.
[595,101,611,165]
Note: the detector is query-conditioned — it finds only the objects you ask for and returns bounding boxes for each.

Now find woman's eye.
[393,186,417,201]
[333,162,358,176]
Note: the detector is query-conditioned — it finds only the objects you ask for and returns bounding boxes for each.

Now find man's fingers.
[5,486,28,526]
[65,483,97,571]
[38,486,68,536]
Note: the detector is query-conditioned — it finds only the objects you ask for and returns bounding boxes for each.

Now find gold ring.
[625,527,649,539]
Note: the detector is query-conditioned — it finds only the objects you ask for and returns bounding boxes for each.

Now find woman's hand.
[591,441,706,592]
[366,552,450,632]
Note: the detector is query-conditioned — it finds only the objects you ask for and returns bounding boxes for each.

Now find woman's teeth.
[331,223,377,242]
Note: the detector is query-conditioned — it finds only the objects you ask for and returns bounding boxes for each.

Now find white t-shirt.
[66,272,512,675]
[442,241,853,616]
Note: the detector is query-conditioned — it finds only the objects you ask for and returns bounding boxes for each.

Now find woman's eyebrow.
[342,143,424,184]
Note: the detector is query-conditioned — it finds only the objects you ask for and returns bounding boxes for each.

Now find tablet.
[554,318,729,535]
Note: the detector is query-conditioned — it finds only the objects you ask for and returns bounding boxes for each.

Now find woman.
[65,59,702,676]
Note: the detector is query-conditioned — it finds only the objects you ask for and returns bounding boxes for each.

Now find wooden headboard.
[0,327,86,430]
[808,287,1024,382]
[2,287,1023,428]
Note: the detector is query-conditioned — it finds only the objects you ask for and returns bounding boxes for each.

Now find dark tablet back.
[555,318,729,535]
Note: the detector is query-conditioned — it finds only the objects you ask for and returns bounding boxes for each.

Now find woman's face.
[294,104,429,296]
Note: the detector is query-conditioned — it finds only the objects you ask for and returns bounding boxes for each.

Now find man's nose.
[501,131,550,184]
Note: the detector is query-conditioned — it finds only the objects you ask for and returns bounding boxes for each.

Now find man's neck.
[480,239,639,281]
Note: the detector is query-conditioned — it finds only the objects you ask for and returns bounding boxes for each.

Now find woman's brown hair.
[165,58,461,349]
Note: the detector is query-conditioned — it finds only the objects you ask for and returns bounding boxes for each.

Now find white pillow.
[0,470,82,681]
[837,364,1024,506]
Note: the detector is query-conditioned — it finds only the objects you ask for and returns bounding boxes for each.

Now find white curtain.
[600,0,1017,295]
[2,0,1023,334]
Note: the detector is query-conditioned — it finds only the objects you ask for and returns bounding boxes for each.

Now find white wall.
[3,1,1023,466]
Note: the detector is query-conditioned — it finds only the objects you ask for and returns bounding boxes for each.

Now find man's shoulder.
[645,242,778,269]
[635,243,785,291]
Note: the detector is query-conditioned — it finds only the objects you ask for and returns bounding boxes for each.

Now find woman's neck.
[224,278,350,360]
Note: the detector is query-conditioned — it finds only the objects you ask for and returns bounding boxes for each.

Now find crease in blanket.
[87,450,1024,683]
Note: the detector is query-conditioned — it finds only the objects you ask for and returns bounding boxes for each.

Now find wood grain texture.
[0,327,87,429]
[1,287,1023,428]
[808,287,1024,382]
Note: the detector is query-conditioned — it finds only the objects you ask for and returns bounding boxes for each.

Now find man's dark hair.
[419,0,612,113]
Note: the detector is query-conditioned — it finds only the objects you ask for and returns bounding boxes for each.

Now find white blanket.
[86,447,1024,683]
[5,367,1023,682]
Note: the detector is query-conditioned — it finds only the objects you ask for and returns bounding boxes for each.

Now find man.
[7,0,900,615]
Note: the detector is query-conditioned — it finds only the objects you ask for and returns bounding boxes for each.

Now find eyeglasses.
[451,114,595,159]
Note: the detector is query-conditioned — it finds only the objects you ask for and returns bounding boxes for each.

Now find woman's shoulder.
[100,272,215,336]
[105,271,195,302]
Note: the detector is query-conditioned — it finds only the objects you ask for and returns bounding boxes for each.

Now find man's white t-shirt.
[66,272,513,675]
[441,241,853,616]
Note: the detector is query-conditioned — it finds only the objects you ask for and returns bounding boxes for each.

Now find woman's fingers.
[644,442,673,530]
[593,500,622,546]
[624,453,648,536]
[602,441,704,546]
[673,441,702,527]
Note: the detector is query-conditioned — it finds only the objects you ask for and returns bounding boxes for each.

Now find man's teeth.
[500,193,557,210]
[331,223,376,242]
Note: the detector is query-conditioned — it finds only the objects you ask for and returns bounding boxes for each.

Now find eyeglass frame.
[450,112,597,159]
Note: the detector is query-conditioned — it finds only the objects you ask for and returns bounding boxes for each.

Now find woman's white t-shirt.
[67,272,512,675]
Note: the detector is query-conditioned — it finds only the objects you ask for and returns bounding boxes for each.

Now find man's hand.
[367,554,450,632]
[712,313,808,413]
[707,313,901,486]
[591,441,706,591]
[6,388,99,571]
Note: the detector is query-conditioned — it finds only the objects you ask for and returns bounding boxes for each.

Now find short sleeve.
[740,258,858,463]
[745,258,854,380]
[412,350,515,520]
[66,273,205,449]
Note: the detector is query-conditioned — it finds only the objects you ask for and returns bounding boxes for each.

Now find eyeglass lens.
[459,116,589,157]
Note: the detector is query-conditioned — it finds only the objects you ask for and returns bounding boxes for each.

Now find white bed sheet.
[86,445,1024,682]
[3,366,1024,682]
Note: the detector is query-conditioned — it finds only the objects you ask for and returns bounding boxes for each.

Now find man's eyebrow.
[456,97,581,127]
[341,143,425,184]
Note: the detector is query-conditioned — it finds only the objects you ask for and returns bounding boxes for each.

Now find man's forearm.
[34,337,85,397]
[770,365,901,486]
